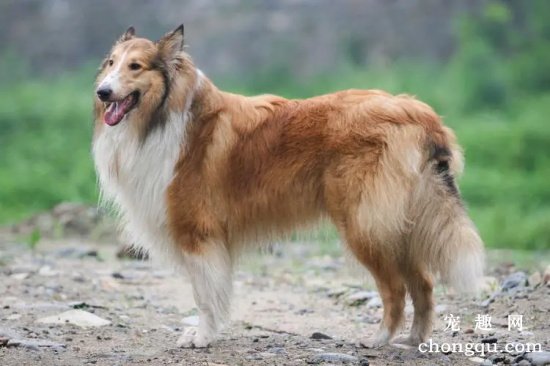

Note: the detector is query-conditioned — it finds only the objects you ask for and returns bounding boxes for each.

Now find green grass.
[0,63,549,251]
[0,70,97,222]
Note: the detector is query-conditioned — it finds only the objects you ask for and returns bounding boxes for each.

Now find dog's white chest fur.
[93,112,187,261]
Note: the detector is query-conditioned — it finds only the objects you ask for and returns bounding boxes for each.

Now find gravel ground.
[0,206,549,366]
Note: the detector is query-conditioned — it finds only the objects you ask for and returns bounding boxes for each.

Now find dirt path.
[1,229,549,365]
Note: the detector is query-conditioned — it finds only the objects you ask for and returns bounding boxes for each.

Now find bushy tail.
[409,127,485,293]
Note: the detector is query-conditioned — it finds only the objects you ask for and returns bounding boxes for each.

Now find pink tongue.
[104,95,133,126]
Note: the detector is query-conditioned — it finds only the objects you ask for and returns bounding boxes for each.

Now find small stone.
[346,291,378,306]
[517,360,531,366]
[480,359,492,366]
[308,352,358,364]
[366,297,382,309]
[327,288,348,298]
[528,272,542,288]
[10,273,29,280]
[7,338,65,350]
[6,314,21,320]
[464,328,474,334]
[181,315,199,327]
[480,293,497,308]
[38,265,59,277]
[435,304,448,313]
[266,347,286,355]
[36,309,110,327]
[469,356,486,364]
[524,351,550,366]
[500,272,527,291]
[258,352,277,358]
[488,354,505,363]
[111,272,124,279]
[359,358,370,366]
[311,332,332,340]
[480,336,498,344]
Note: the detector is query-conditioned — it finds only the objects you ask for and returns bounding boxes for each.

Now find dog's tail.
[408,126,485,293]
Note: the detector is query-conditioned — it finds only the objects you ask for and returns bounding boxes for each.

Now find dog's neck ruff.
[93,67,204,267]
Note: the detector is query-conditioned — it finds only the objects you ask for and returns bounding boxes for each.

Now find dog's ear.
[117,26,136,43]
[157,24,184,61]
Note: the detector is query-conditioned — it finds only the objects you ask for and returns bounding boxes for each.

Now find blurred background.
[0,0,549,251]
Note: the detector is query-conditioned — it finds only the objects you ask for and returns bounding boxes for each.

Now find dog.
[93,25,484,348]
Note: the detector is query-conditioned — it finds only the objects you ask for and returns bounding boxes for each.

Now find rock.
[327,288,348,298]
[528,271,542,288]
[500,272,527,291]
[38,265,60,277]
[346,291,378,306]
[480,293,497,308]
[181,315,199,327]
[7,338,66,351]
[435,304,448,313]
[266,347,286,355]
[366,297,382,309]
[480,359,492,366]
[111,272,125,279]
[55,247,98,259]
[0,337,8,347]
[308,352,358,364]
[10,273,29,280]
[487,354,505,363]
[464,328,474,334]
[469,356,486,364]
[480,336,498,344]
[524,351,550,366]
[258,352,277,358]
[359,358,370,366]
[311,332,332,340]
[517,360,530,366]
[69,302,107,310]
[36,309,111,327]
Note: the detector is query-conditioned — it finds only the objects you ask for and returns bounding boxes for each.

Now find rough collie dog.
[93,25,484,348]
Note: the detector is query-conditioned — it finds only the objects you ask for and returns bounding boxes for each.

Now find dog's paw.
[176,327,212,348]
[391,335,422,347]
[359,329,391,349]
[359,337,389,349]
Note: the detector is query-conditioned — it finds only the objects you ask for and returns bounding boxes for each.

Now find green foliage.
[0,69,98,222]
[26,228,41,251]
[0,1,548,251]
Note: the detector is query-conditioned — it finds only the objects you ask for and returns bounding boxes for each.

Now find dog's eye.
[129,63,141,71]
[108,59,114,67]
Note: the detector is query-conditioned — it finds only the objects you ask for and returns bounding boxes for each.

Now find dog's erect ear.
[157,24,184,60]
[117,26,136,44]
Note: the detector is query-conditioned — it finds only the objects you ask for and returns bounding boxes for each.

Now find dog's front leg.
[177,240,233,348]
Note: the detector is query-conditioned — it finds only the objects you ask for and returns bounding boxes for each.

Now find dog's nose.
[96,88,112,101]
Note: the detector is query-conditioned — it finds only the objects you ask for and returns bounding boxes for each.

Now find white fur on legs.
[178,241,232,348]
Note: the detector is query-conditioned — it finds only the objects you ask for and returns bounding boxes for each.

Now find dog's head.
[94,25,195,130]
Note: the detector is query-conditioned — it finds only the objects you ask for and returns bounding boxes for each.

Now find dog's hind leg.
[345,237,406,348]
[393,267,434,346]
[177,240,233,348]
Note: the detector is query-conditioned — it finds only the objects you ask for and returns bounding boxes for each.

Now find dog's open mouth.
[103,91,139,126]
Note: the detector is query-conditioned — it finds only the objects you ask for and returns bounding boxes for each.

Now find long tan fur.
[93,26,485,348]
